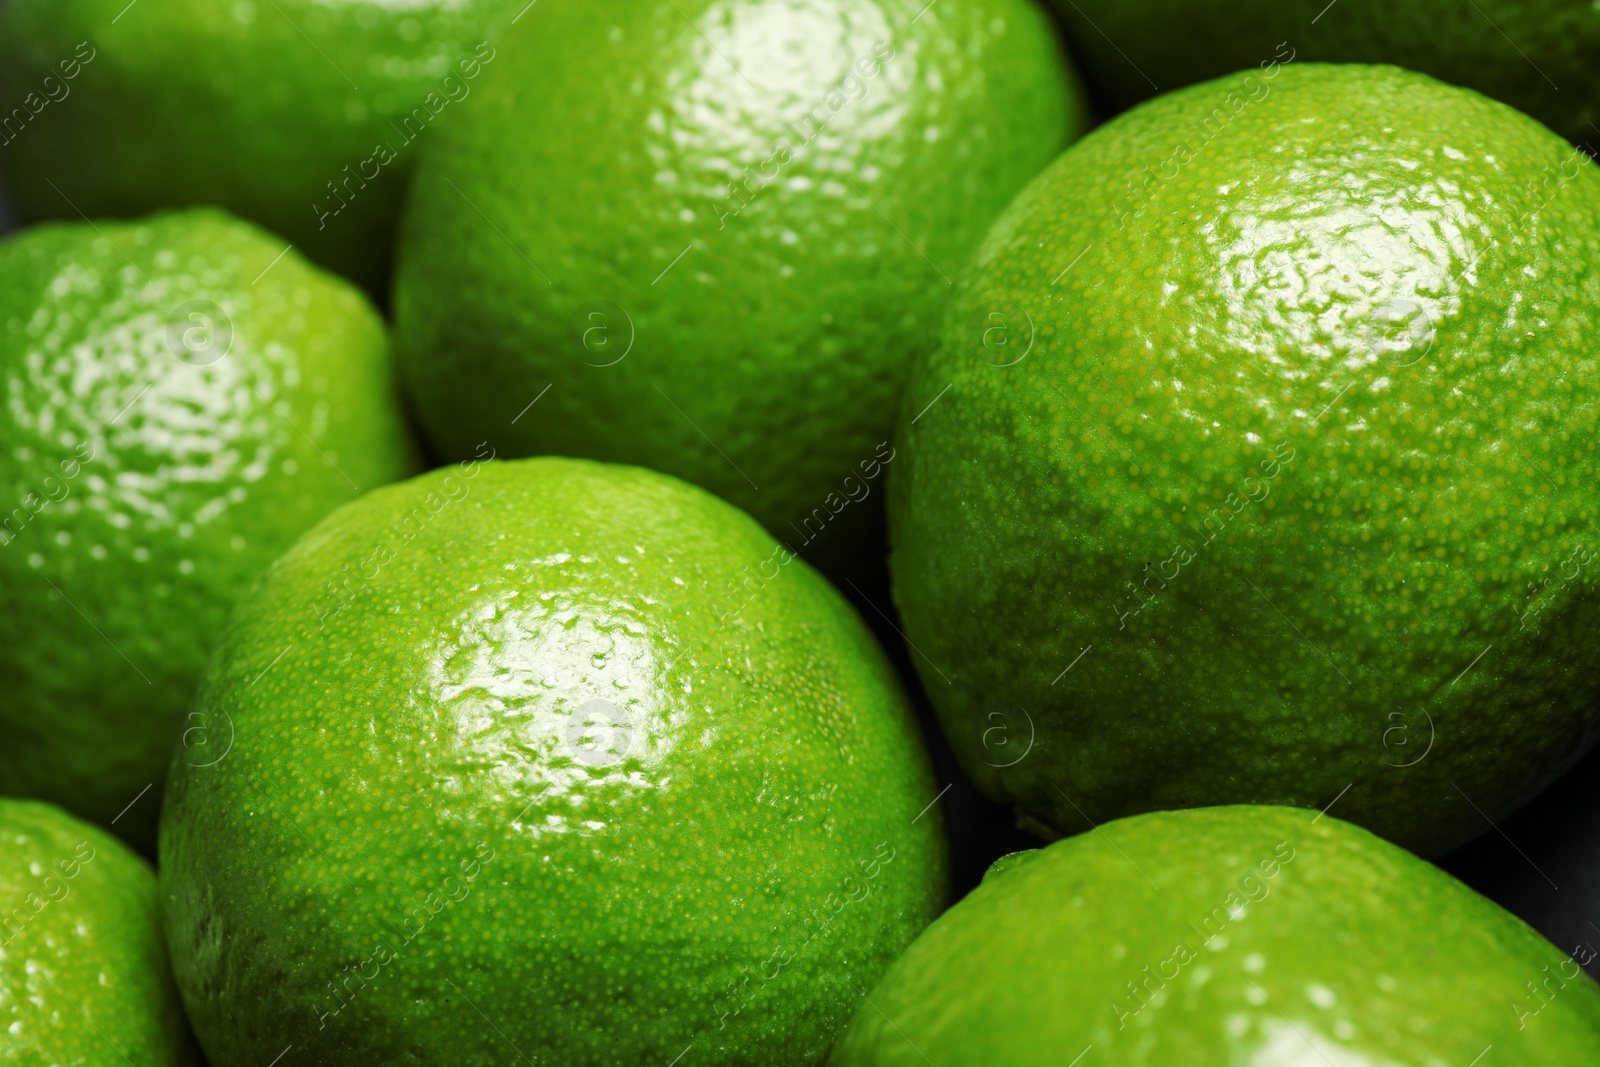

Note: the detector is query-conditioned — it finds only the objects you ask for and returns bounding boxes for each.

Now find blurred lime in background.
[1053,0,1600,147]
[0,0,526,295]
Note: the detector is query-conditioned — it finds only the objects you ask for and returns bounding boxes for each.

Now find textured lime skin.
[0,210,413,854]
[890,65,1600,855]
[830,806,1600,1065]
[392,0,1084,560]
[160,458,946,1067]
[0,0,523,295]
[1054,0,1600,147]
[0,799,201,1067]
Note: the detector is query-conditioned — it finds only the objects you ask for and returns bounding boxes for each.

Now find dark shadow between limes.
[827,528,1038,902]
[1442,738,1600,977]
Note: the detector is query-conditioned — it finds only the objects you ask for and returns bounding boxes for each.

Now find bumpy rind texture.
[1053,1,1600,148]
[0,799,201,1066]
[890,64,1600,854]
[0,209,413,853]
[392,0,1085,565]
[0,0,524,294]
[830,805,1600,1065]
[160,457,947,1067]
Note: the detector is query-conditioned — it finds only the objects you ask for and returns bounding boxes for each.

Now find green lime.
[0,208,413,853]
[890,63,1600,855]
[0,0,524,295]
[0,798,201,1066]
[1054,0,1598,147]
[830,805,1600,1065]
[160,457,946,1066]
[392,0,1084,565]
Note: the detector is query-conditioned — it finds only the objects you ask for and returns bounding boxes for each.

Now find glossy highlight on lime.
[161,457,946,1067]
[891,63,1600,855]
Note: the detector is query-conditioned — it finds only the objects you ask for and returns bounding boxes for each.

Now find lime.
[830,805,1600,1065]
[0,798,201,1066]
[0,0,525,295]
[890,63,1600,855]
[160,457,946,1066]
[1054,0,1599,147]
[392,0,1085,564]
[0,209,413,853]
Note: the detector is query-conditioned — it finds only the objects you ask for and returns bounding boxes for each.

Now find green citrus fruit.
[0,798,201,1066]
[0,208,413,853]
[0,0,524,295]
[890,63,1600,855]
[392,0,1085,565]
[160,457,946,1066]
[1053,0,1599,147]
[829,805,1600,1065]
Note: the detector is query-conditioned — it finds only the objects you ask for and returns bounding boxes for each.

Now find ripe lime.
[392,0,1085,564]
[890,63,1600,854]
[0,0,524,294]
[0,209,413,852]
[830,806,1600,1064]
[160,457,946,1066]
[0,798,200,1066]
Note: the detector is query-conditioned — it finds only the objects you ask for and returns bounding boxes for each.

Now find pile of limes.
[2,1,1599,1064]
